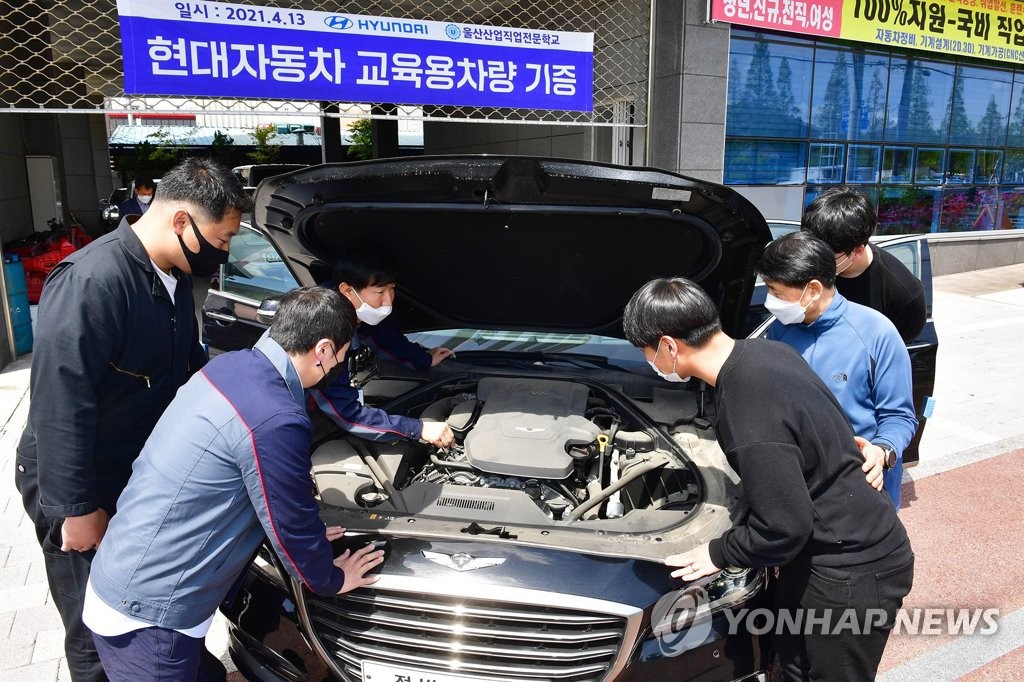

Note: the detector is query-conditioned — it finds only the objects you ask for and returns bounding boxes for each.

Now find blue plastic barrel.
[4,254,34,355]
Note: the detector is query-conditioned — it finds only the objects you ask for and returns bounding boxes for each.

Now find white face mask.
[352,290,392,326]
[765,283,811,325]
[647,340,691,383]
[835,252,853,275]
[137,194,152,205]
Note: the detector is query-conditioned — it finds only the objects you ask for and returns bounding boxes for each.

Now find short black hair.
[134,177,156,191]
[801,186,876,253]
[152,157,252,221]
[332,244,398,290]
[755,231,837,288]
[269,287,356,353]
[622,277,722,349]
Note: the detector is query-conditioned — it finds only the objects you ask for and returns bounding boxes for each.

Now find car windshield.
[407,328,650,371]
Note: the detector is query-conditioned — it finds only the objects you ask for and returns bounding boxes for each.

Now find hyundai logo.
[324,16,353,30]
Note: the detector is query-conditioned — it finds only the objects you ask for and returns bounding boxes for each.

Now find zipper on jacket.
[109,362,151,388]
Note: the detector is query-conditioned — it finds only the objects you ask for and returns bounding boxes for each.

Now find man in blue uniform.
[117,176,157,219]
[84,287,384,681]
[756,231,918,508]
[15,158,249,681]
[314,245,454,447]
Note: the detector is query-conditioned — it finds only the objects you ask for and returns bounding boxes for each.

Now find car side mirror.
[256,297,281,325]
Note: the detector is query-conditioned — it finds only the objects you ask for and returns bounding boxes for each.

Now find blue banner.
[117,1,594,112]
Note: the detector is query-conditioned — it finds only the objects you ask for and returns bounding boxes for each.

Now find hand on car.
[854,436,885,491]
[61,508,110,552]
[420,421,455,448]
[334,544,385,594]
[325,526,346,542]
[665,543,720,581]
[428,347,455,367]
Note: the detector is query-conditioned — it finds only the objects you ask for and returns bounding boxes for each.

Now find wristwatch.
[875,444,897,471]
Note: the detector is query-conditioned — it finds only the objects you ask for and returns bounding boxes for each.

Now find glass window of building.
[727,33,812,138]
[949,65,1012,146]
[882,146,914,183]
[885,57,954,145]
[848,145,881,183]
[811,47,889,141]
[724,140,806,184]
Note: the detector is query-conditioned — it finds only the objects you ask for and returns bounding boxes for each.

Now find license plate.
[362,660,520,682]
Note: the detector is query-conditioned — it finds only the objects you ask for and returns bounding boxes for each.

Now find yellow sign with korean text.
[712,0,1024,65]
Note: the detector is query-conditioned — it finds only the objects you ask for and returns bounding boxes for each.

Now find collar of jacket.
[115,220,184,302]
[254,332,306,407]
[805,290,848,332]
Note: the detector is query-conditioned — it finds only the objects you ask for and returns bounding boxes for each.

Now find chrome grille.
[307,586,629,681]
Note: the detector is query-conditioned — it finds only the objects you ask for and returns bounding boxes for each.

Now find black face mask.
[313,344,344,392]
[179,213,229,277]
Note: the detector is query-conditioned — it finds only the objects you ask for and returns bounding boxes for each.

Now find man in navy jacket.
[757,231,918,508]
[314,245,454,447]
[15,158,249,681]
[117,177,157,219]
[85,288,384,681]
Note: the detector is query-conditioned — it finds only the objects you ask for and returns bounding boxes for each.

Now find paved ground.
[1,263,1023,680]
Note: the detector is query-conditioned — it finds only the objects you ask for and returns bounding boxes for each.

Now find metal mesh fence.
[0,0,650,126]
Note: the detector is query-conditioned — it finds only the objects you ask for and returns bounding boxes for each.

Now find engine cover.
[463,377,600,479]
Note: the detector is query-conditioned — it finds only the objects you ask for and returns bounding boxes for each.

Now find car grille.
[307,587,629,681]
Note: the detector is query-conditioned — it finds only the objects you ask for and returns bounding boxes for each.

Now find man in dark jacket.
[623,277,913,681]
[117,176,157,219]
[800,186,927,343]
[15,157,250,681]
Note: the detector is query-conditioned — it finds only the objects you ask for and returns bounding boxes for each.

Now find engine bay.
[311,375,702,527]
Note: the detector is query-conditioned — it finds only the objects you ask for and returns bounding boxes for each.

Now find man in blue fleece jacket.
[756,231,917,508]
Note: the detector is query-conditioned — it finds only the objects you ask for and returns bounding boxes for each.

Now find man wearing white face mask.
[309,244,455,449]
[117,176,157,219]
[623,276,914,682]
[756,231,917,509]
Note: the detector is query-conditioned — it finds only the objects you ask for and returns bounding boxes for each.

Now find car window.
[221,227,297,302]
[880,241,920,280]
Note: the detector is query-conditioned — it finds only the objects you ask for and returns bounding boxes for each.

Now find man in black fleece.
[623,276,914,681]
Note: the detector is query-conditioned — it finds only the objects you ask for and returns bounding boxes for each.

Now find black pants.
[15,452,107,682]
[773,543,914,682]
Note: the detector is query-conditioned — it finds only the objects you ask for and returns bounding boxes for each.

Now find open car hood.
[252,156,771,337]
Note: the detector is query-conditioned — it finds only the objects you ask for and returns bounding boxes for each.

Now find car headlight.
[650,566,765,641]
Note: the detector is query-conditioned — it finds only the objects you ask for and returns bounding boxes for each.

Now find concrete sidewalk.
[1,263,1023,680]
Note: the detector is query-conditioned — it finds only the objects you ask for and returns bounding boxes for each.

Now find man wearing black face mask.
[15,157,251,681]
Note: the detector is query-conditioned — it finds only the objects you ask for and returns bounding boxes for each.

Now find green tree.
[865,70,886,138]
[347,118,374,160]
[247,124,280,163]
[1010,90,1024,145]
[907,66,937,141]
[977,95,1005,147]
[945,68,972,142]
[817,53,850,138]
[776,58,799,120]
[114,127,181,184]
[209,130,236,165]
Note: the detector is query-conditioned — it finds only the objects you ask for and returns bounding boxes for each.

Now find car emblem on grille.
[422,550,506,572]
[514,426,547,433]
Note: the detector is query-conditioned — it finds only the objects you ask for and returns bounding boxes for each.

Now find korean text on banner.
[116,0,595,112]
[712,0,1024,65]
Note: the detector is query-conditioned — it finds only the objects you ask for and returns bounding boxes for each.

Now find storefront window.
[1004,150,1024,184]
[946,149,975,184]
[915,148,945,184]
[949,65,1012,146]
[885,57,954,144]
[977,150,1003,184]
[810,47,889,141]
[727,33,812,138]
[847,145,880,183]
[808,143,844,183]
[1007,73,1024,147]
[724,140,806,184]
[882,146,914,183]
[939,186,1002,232]
[877,188,940,234]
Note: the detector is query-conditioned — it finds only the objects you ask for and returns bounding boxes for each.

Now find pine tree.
[977,95,1006,147]
[907,66,936,141]
[742,36,777,133]
[776,58,800,134]
[817,53,850,138]
[945,68,972,142]
[866,70,885,138]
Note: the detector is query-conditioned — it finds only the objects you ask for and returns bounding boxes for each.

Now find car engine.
[311,375,698,524]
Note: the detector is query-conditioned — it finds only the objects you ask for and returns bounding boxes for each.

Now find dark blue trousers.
[93,628,204,682]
